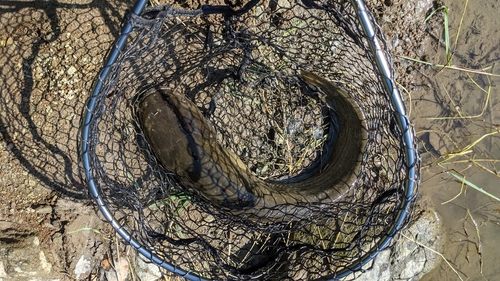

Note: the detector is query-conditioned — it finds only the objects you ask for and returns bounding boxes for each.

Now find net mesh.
[81,0,420,280]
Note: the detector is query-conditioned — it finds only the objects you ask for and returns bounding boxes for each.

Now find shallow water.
[410,0,500,280]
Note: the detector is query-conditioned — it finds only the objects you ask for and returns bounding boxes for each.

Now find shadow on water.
[0,0,135,200]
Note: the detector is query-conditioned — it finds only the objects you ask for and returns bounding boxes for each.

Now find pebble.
[74,255,92,279]
[67,66,77,75]
[135,254,162,281]
[35,205,53,214]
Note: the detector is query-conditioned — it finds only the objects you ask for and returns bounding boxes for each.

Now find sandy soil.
[1,0,498,280]
[0,0,133,279]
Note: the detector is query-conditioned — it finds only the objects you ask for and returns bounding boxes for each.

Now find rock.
[0,220,15,231]
[74,255,92,279]
[343,208,442,281]
[135,254,162,281]
[35,205,53,214]
[67,66,77,75]
[105,254,130,281]
[390,209,442,280]
[0,261,9,278]
[39,251,52,274]
[105,267,119,281]
[0,235,58,280]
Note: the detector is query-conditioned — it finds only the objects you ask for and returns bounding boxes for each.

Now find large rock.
[345,208,442,281]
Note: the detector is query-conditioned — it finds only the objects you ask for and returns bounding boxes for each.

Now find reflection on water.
[411,0,500,280]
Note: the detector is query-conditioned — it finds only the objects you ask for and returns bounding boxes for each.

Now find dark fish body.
[137,70,366,221]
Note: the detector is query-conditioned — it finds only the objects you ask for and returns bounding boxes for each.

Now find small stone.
[40,251,52,273]
[65,90,75,100]
[74,255,91,279]
[0,220,15,231]
[35,205,53,214]
[136,255,162,281]
[105,267,119,281]
[6,37,13,45]
[0,260,9,278]
[67,66,77,75]
[34,65,44,79]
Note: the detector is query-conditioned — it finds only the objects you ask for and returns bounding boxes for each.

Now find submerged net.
[80,0,420,280]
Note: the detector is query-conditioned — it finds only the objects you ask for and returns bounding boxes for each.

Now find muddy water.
[410,0,500,280]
